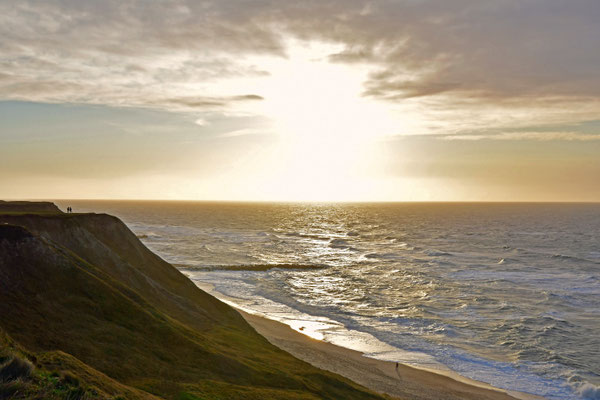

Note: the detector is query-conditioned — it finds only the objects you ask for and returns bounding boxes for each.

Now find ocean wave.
[329,238,348,246]
[577,383,600,399]
[188,265,588,400]
[241,276,578,399]
[363,252,406,260]
[424,249,453,257]
[136,231,161,239]
[551,253,598,264]
[588,252,600,260]
[179,263,328,272]
[284,231,330,241]
[329,238,357,250]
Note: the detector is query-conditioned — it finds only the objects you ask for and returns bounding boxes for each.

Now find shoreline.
[239,310,542,400]
[187,276,545,400]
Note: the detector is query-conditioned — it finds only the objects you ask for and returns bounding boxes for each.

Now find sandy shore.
[240,310,542,400]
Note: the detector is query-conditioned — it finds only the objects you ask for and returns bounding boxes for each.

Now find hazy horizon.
[2,1,599,202]
[9,198,600,205]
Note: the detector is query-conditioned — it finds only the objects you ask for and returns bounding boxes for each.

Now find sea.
[56,201,600,400]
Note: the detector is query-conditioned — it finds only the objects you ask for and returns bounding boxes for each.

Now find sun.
[203,39,419,201]
[246,41,408,201]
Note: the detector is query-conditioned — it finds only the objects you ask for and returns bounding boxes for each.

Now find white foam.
[578,383,600,400]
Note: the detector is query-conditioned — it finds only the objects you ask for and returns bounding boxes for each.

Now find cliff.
[0,202,385,400]
[0,200,61,214]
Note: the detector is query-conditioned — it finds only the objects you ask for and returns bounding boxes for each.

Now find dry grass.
[0,356,33,383]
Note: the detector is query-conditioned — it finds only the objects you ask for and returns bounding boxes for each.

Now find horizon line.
[6,198,600,205]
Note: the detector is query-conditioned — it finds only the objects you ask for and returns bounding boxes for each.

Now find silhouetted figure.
[67,206,72,213]
[395,362,401,379]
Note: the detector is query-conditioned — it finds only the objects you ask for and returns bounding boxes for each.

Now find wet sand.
[241,310,543,400]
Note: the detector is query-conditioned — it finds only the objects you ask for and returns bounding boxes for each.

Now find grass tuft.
[61,372,80,387]
[0,356,33,383]
[0,378,27,398]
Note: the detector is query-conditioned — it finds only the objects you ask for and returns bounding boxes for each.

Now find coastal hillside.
[0,202,386,400]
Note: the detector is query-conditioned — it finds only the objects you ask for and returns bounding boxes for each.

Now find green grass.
[0,330,128,399]
[0,205,388,400]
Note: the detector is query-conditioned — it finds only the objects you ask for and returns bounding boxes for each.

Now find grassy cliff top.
[0,200,62,214]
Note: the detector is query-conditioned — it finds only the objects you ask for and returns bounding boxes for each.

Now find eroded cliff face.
[0,221,253,381]
[0,212,243,330]
[0,202,383,400]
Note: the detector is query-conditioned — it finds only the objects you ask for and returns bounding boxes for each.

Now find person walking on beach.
[395,362,402,380]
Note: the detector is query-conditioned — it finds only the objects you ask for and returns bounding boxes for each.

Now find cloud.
[194,118,208,127]
[1,0,599,136]
[218,128,268,138]
[232,95,264,101]
[0,0,280,112]
[441,131,600,141]
[317,1,600,102]
[150,95,263,111]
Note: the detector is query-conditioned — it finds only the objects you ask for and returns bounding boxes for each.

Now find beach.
[241,310,541,400]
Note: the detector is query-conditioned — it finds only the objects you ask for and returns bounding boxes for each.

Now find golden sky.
[1,1,599,201]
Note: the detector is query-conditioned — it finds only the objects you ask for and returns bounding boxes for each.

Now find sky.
[1,0,599,202]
